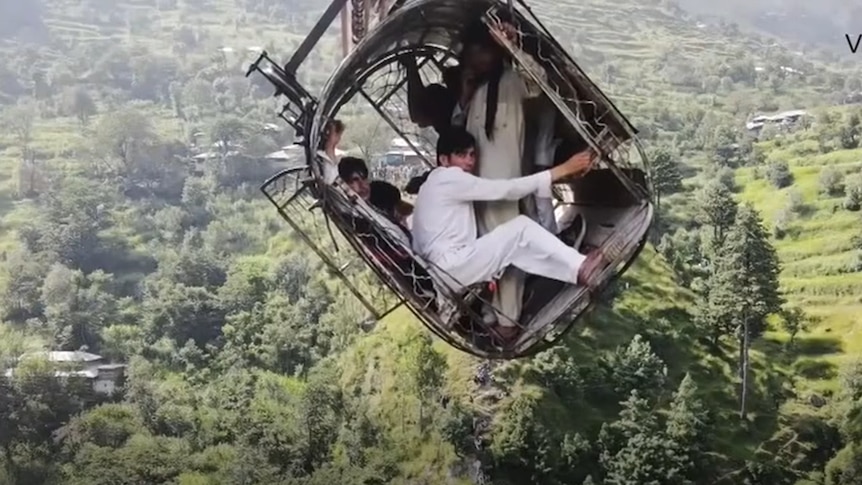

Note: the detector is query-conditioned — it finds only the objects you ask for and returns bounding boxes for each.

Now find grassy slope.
[736,134,862,397]
[0,0,857,476]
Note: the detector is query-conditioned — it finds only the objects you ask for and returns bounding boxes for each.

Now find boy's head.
[404,171,430,195]
[436,127,477,172]
[369,180,401,215]
[338,156,370,199]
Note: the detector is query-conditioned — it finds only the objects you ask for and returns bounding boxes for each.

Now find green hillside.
[0,0,859,483]
[676,0,859,51]
[736,113,862,371]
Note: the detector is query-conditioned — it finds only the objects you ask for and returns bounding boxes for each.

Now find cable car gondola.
[246,0,654,359]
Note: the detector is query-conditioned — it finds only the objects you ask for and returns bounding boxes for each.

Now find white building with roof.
[377,136,432,167]
[746,109,808,133]
[4,351,126,396]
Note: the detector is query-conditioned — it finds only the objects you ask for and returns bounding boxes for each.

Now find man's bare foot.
[577,249,610,288]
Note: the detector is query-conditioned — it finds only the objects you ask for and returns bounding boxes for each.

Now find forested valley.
[1,0,862,484]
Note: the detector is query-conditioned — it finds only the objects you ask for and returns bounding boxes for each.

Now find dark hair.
[337,156,368,180]
[422,83,456,133]
[405,172,430,194]
[459,18,506,141]
[460,18,497,51]
[436,127,476,164]
[369,180,401,214]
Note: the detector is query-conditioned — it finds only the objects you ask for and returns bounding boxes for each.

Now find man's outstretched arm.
[445,150,596,202]
[446,169,553,202]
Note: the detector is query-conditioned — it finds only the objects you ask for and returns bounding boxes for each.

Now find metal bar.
[321,200,485,345]
[285,0,351,73]
[283,179,317,209]
[377,301,405,320]
[249,52,312,103]
[363,0,371,38]
[358,88,434,167]
[261,167,306,205]
[376,53,435,107]
[387,0,407,15]
[429,50,454,73]
[332,45,443,117]
[316,185,341,253]
[281,206,381,318]
[277,104,302,132]
[513,0,640,137]
[244,51,264,77]
[321,208,409,311]
[484,16,644,202]
[341,1,351,57]
[262,183,383,319]
[482,7,630,151]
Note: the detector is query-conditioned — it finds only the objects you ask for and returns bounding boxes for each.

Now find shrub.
[818,167,844,197]
[767,160,793,188]
[843,174,862,211]
[787,188,805,214]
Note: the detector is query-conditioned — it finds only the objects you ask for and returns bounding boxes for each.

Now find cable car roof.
[312,0,639,154]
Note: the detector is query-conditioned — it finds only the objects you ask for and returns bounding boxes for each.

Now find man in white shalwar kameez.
[411,128,609,341]
[318,119,345,185]
[458,20,552,328]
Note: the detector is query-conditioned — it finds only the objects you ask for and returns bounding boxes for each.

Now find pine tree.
[405,332,446,431]
[598,390,671,485]
[698,257,739,346]
[695,180,738,256]
[649,147,683,212]
[665,374,711,483]
[604,334,667,400]
[710,204,783,418]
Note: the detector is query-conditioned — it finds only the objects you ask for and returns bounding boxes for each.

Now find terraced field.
[31,0,843,91]
[737,138,862,380]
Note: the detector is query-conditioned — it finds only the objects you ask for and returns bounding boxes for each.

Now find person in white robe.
[411,128,608,341]
[318,119,345,184]
[458,19,551,328]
